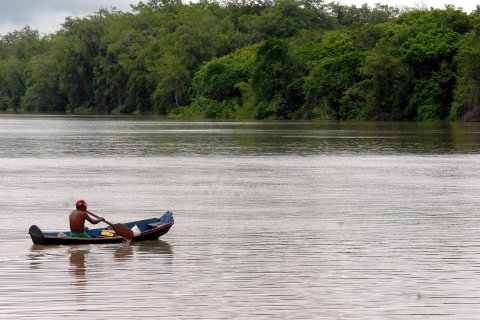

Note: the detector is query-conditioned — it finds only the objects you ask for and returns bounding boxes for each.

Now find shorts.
[69,231,91,238]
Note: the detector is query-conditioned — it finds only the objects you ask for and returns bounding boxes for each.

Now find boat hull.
[29,211,174,245]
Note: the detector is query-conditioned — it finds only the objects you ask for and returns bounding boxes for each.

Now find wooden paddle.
[87,210,134,241]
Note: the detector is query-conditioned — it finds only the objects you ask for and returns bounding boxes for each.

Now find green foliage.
[0,57,25,111]
[55,14,109,112]
[328,3,399,26]
[296,30,356,67]
[0,3,477,121]
[407,62,455,120]
[250,38,301,119]
[0,26,46,111]
[353,8,471,120]
[152,53,190,113]
[303,51,364,119]
[401,27,458,64]
[238,0,332,41]
[451,29,480,120]
[188,45,255,117]
[360,47,412,120]
[22,53,66,112]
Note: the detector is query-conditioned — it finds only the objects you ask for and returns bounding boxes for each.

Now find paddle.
[87,210,134,241]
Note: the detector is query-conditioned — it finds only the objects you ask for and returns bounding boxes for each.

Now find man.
[69,199,105,238]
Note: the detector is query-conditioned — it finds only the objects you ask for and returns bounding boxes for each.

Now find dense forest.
[0,0,479,120]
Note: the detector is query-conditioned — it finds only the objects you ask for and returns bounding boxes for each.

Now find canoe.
[29,211,174,245]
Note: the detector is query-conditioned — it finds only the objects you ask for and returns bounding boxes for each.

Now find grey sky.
[0,0,134,35]
[0,0,477,36]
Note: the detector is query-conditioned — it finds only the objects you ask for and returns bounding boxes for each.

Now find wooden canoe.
[29,211,174,245]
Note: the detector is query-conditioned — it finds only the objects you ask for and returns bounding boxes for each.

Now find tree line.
[0,0,479,121]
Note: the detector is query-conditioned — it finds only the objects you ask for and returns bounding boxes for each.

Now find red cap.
[75,199,87,207]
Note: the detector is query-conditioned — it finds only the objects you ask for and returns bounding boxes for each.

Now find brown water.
[1,115,480,319]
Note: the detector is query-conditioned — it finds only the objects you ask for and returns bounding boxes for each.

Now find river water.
[1,115,480,319]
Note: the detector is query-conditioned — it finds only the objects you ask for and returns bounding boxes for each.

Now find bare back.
[69,210,96,233]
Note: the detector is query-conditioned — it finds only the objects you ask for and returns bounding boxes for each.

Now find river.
[1,115,480,319]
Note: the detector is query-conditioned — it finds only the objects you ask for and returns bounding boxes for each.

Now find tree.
[190,45,254,117]
[0,58,26,111]
[0,26,46,111]
[359,45,411,120]
[299,30,362,119]
[451,29,480,120]
[250,38,300,119]
[22,53,66,112]
[407,62,455,120]
[303,52,364,119]
[55,14,108,112]
[238,0,332,41]
[152,54,190,114]
[354,8,470,120]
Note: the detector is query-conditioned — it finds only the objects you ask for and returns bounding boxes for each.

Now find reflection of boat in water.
[114,244,134,260]
[29,211,174,245]
[28,239,173,271]
[69,248,89,287]
[131,240,173,254]
[27,245,48,269]
[28,240,174,290]
[111,240,173,260]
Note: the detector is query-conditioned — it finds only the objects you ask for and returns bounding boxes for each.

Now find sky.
[0,0,133,35]
[0,0,478,36]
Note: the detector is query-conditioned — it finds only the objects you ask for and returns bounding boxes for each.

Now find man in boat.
[69,199,105,238]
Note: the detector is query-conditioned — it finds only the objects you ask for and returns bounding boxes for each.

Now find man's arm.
[84,211,105,224]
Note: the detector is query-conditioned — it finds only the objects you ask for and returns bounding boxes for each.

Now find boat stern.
[28,225,45,245]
